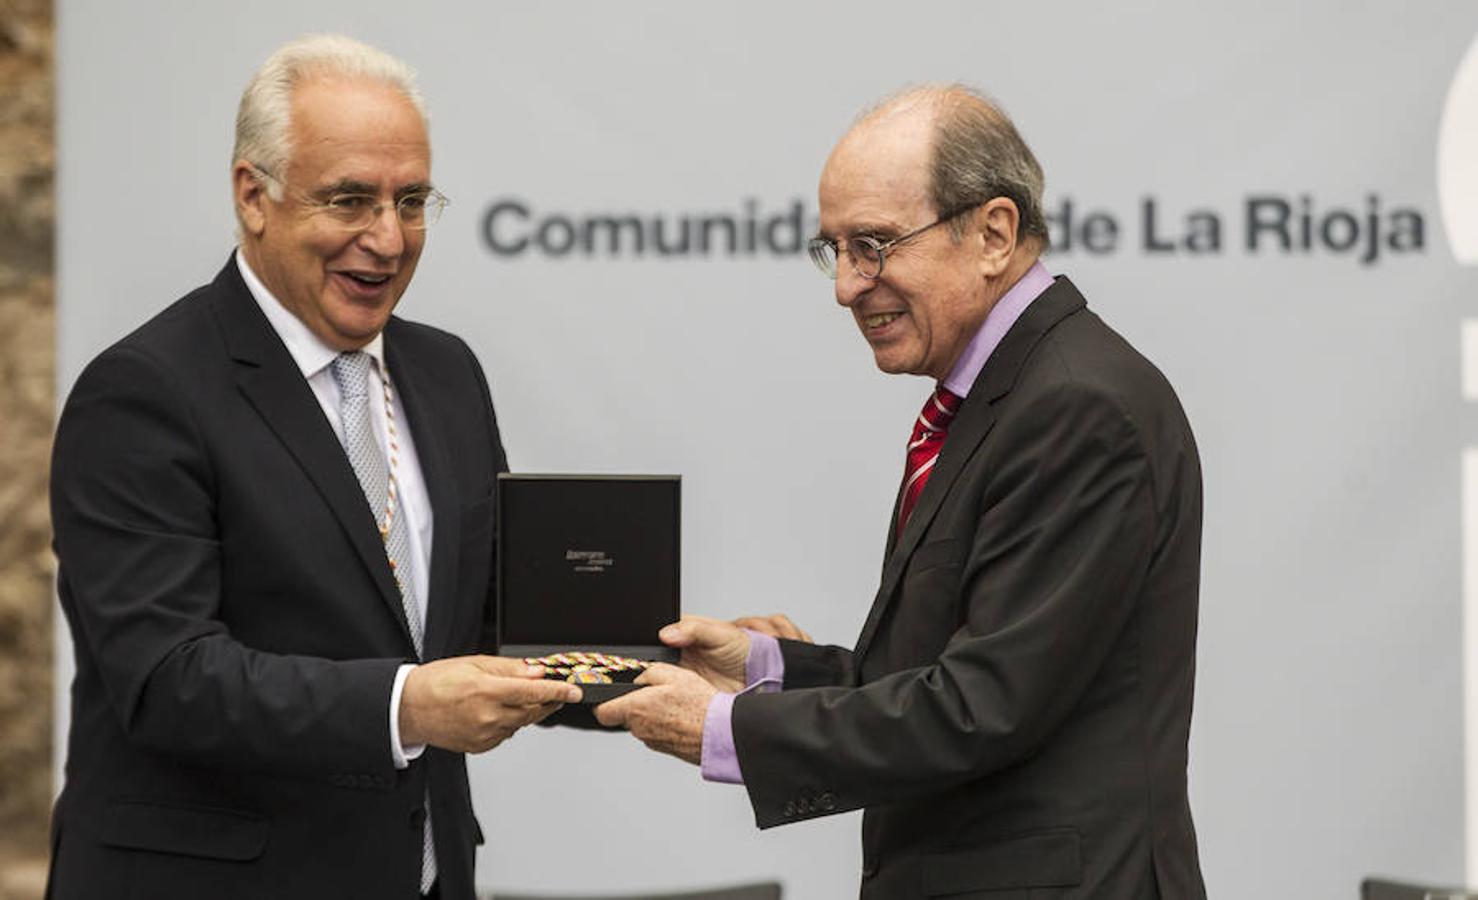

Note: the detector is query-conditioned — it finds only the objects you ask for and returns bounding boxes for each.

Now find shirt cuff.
[700,691,743,784]
[744,630,785,691]
[390,663,426,769]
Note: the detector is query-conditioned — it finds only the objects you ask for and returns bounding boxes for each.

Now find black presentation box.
[496,474,681,703]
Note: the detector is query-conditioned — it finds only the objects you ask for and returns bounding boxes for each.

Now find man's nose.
[834,260,872,308]
[357,203,406,258]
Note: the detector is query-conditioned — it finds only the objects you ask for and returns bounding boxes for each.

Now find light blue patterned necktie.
[328,350,436,894]
[329,351,424,655]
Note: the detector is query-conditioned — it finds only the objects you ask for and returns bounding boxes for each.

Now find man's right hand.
[658,615,753,693]
[399,656,580,753]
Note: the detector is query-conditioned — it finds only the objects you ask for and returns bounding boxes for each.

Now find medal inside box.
[522,650,678,703]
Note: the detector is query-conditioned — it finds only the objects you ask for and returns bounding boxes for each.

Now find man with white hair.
[600,85,1208,899]
[46,35,576,900]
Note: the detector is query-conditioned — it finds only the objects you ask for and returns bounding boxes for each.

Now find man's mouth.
[332,270,398,301]
[862,312,903,329]
[339,271,393,286]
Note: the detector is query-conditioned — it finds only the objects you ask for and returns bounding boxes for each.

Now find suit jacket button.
[820,792,836,811]
[798,798,812,814]
[861,859,878,879]
[410,807,427,828]
[782,801,796,817]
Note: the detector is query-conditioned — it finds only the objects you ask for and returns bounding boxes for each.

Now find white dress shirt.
[236,249,430,768]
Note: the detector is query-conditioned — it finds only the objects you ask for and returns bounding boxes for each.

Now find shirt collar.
[235,247,386,378]
[942,260,1055,398]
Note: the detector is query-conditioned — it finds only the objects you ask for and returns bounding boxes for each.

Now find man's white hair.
[233,34,427,199]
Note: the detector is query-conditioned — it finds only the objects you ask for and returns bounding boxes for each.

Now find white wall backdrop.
[55,3,1478,897]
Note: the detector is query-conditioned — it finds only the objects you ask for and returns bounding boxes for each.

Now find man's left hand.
[593,664,716,765]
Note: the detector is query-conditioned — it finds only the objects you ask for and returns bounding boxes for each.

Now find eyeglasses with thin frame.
[250,164,450,232]
[807,204,979,280]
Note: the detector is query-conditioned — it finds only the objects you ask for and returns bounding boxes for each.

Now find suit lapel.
[385,326,461,660]
[853,397,997,660]
[852,277,1089,661]
[208,259,415,651]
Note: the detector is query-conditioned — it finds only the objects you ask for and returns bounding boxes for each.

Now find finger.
[635,663,686,687]
[482,726,516,752]
[593,696,631,727]
[637,736,673,756]
[525,701,567,726]
[663,615,736,650]
[767,615,811,642]
[731,616,782,637]
[735,614,810,642]
[508,702,557,730]
[470,655,546,678]
[488,676,581,705]
[657,618,698,647]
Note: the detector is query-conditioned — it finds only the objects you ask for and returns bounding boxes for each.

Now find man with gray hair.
[599,85,1207,898]
[47,34,577,900]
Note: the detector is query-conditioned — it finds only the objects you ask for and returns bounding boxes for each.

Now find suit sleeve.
[732,382,1159,827]
[778,638,856,688]
[52,346,402,776]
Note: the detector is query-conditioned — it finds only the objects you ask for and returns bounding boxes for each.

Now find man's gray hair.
[234,34,427,199]
[868,85,1049,247]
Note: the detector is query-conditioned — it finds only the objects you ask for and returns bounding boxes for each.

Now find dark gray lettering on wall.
[487,195,1426,265]
[481,198,816,259]
[1244,194,1426,265]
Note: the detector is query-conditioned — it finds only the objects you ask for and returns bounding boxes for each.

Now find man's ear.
[974,197,1020,278]
[232,161,269,237]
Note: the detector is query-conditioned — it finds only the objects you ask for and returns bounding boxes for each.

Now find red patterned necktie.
[897,385,963,539]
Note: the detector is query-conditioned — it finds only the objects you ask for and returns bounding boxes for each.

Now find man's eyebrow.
[310,179,436,198]
[815,222,890,240]
[314,178,378,196]
[847,221,901,239]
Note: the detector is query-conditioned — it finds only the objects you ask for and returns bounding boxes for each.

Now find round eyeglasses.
[807,205,978,280]
[251,165,449,232]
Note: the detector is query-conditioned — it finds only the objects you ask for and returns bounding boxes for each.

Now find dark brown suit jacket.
[733,277,1207,899]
